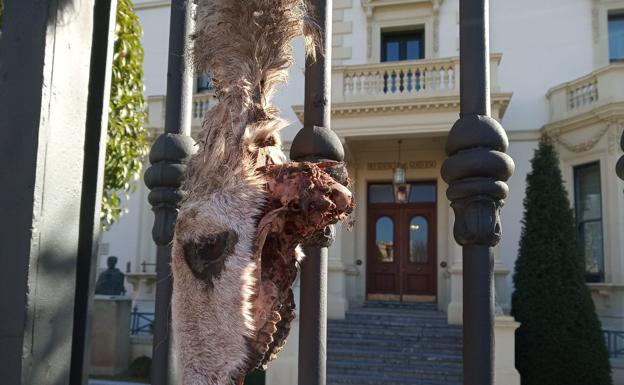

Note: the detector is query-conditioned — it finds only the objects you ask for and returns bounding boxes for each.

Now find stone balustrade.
[146,91,217,133]
[547,63,624,122]
[191,91,217,127]
[332,54,502,104]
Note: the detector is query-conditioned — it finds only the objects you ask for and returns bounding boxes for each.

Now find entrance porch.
[322,135,512,324]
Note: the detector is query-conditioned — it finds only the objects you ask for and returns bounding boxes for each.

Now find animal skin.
[170,1,354,384]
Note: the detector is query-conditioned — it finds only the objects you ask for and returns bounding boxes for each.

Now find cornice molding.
[506,129,541,142]
[361,0,443,14]
[293,92,512,121]
[134,0,170,10]
[543,102,624,135]
[543,102,624,154]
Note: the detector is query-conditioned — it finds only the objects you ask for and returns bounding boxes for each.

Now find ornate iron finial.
[144,133,195,245]
[441,115,514,246]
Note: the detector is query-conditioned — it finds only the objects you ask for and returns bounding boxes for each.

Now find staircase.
[327,301,463,385]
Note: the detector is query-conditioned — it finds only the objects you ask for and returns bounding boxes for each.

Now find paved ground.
[89,380,146,385]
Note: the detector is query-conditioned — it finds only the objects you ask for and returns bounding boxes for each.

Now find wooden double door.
[367,204,437,301]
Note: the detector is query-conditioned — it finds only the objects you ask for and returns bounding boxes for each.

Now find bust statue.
[95,256,126,296]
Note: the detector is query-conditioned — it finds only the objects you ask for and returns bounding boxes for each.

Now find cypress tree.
[511,135,612,385]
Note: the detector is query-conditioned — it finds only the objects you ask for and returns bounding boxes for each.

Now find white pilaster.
[447,209,463,325]
[328,224,350,320]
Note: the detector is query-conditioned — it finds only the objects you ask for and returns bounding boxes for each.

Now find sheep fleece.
[170,1,353,384]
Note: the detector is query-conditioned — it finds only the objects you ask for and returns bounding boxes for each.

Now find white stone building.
[99,0,624,383]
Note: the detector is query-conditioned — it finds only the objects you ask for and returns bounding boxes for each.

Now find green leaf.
[101,0,149,229]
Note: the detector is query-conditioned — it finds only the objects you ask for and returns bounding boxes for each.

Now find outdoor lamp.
[393,140,410,203]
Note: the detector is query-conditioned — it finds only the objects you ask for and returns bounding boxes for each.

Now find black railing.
[140,260,157,273]
[604,330,624,358]
[130,306,155,336]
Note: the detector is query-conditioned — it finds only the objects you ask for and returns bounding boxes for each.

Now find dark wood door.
[400,207,437,300]
[367,208,401,296]
[366,183,437,302]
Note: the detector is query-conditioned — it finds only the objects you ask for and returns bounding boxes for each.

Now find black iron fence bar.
[604,330,624,359]
[290,1,343,385]
[441,0,515,384]
[618,123,624,181]
[69,1,119,384]
[143,0,195,384]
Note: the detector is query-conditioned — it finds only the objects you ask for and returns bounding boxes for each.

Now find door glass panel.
[375,217,394,262]
[369,184,395,203]
[409,184,436,203]
[409,216,428,263]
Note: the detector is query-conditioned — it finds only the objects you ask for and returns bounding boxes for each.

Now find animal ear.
[182,230,239,287]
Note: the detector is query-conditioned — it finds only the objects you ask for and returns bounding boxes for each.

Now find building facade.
[99,0,624,382]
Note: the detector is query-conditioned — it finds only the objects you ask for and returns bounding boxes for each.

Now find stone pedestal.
[90,296,132,375]
[494,316,521,385]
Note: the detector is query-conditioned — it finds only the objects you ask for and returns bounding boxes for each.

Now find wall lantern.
[393,140,410,203]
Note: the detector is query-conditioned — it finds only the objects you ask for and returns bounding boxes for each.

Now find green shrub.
[511,135,612,385]
[102,0,149,229]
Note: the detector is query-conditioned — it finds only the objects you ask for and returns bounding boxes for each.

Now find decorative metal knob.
[144,133,195,245]
[290,125,345,163]
[441,115,515,246]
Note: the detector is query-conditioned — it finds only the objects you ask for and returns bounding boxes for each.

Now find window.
[608,13,624,62]
[368,183,436,204]
[381,30,424,62]
[573,162,605,282]
[408,216,428,263]
[375,217,394,263]
[196,72,214,92]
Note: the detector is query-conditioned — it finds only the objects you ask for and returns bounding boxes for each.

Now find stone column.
[327,225,349,320]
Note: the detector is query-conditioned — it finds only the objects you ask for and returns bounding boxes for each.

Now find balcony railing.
[146,92,217,133]
[130,306,155,336]
[604,330,624,359]
[547,64,624,122]
[192,91,217,127]
[331,54,502,104]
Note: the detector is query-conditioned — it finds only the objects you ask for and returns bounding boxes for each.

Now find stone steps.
[327,372,462,385]
[327,302,463,385]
